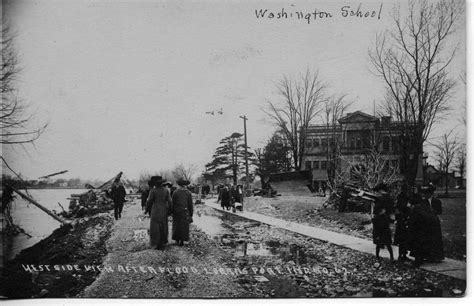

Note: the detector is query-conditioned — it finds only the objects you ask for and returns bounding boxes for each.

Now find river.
[5,188,88,261]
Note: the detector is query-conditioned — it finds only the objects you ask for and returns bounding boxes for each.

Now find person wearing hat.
[146,176,172,250]
[170,178,193,246]
[220,184,233,210]
[407,185,435,267]
[110,178,127,220]
[371,183,394,261]
[420,184,444,262]
[163,182,177,197]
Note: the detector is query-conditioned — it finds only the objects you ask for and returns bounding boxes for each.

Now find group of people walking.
[143,176,194,250]
[371,183,444,267]
[111,175,445,265]
[112,176,194,250]
[216,184,244,211]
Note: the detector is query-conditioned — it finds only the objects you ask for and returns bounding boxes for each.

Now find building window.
[321,138,328,147]
[313,161,320,169]
[321,161,327,170]
[313,138,320,147]
[356,137,362,149]
[305,161,312,170]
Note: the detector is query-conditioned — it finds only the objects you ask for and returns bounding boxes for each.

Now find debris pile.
[59,190,114,219]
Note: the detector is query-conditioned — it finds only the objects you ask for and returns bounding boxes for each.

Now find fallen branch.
[7,184,66,225]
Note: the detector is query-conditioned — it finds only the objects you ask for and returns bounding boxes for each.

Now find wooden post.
[8,185,65,225]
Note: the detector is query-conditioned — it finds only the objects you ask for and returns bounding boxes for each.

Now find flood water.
[193,204,313,297]
[193,206,306,264]
[5,188,87,260]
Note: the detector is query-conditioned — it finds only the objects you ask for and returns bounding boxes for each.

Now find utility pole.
[240,115,249,192]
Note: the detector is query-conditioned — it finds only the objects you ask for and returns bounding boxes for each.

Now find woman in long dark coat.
[220,185,232,210]
[171,178,194,246]
[408,198,432,267]
[146,176,172,250]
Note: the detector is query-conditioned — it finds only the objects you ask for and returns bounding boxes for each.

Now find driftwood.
[38,170,68,179]
[7,185,66,225]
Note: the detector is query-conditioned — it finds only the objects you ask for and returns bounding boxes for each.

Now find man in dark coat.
[146,176,172,250]
[110,178,126,220]
[171,178,194,246]
[371,183,394,261]
[420,185,444,262]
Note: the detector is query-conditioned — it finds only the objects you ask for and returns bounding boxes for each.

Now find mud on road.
[193,204,465,298]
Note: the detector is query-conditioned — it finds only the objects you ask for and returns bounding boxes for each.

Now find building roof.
[338,111,379,124]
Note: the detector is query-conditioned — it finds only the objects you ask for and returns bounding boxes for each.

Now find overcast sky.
[2,0,467,182]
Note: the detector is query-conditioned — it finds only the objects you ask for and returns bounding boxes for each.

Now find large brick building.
[303,111,424,190]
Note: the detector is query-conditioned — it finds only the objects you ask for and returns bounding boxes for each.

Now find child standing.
[372,206,394,261]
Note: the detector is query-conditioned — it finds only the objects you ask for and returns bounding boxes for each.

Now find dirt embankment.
[1,213,113,298]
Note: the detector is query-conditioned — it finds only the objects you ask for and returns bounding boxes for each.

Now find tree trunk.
[445,170,449,196]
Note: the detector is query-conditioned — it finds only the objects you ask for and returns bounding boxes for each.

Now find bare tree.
[369,0,464,187]
[332,149,402,192]
[1,23,47,145]
[432,131,458,195]
[172,163,197,182]
[321,94,352,183]
[264,68,327,170]
[138,169,174,187]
